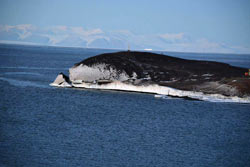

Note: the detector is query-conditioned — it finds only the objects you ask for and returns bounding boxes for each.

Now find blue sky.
[0,0,250,53]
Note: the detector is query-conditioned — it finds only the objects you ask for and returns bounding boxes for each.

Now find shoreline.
[50,81,250,103]
[49,51,250,103]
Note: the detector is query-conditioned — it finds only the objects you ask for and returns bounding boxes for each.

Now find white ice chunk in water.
[50,73,72,87]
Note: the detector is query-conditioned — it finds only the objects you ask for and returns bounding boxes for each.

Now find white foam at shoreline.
[62,81,250,103]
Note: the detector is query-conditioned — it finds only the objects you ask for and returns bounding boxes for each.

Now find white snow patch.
[68,81,250,103]
[202,73,214,77]
[69,63,130,82]
[50,82,71,87]
[144,48,152,51]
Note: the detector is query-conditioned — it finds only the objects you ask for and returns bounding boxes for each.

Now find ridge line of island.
[50,51,250,103]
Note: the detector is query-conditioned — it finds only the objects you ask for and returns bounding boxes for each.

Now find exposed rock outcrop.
[51,51,250,101]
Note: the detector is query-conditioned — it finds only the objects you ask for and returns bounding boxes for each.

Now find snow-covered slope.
[69,63,134,82]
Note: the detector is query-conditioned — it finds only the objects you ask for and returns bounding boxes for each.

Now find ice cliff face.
[69,63,137,82]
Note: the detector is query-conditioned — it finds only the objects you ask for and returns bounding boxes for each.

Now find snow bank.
[70,81,250,103]
[50,73,250,103]
[69,63,131,82]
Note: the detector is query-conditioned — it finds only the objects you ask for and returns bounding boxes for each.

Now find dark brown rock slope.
[74,51,250,96]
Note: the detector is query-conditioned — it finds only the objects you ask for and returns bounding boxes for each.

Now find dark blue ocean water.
[0,44,250,167]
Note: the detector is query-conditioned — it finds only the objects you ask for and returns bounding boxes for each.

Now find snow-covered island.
[50,51,250,103]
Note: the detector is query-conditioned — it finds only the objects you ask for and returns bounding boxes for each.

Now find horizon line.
[1,40,250,56]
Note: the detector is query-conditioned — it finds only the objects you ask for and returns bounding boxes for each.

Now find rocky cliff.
[51,51,250,101]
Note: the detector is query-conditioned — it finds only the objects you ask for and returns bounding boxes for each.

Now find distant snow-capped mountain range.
[0,24,249,54]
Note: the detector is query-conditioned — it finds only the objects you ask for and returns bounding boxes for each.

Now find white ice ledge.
[50,81,250,103]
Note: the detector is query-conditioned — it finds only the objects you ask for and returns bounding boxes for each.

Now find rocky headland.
[50,51,250,102]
